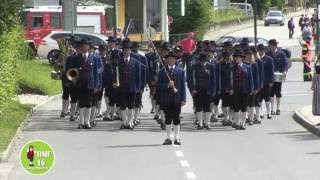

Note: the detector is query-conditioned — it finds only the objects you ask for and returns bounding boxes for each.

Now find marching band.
[56,35,290,145]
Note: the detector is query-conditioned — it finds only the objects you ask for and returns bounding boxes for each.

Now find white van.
[230,3,253,16]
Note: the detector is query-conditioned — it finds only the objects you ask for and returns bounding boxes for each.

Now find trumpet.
[66,67,82,83]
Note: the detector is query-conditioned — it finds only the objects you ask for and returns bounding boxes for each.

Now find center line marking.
[186,172,197,179]
[180,160,190,167]
[175,151,184,157]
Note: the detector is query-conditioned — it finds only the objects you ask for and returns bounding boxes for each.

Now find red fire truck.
[22,5,112,47]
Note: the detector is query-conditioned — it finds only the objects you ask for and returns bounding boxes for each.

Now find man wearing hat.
[146,41,162,114]
[154,42,171,128]
[158,50,186,145]
[218,51,233,126]
[267,39,289,115]
[131,41,149,126]
[229,50,254,130]
[118,41,141,129]
[70,39,101,129]
[189,52,216,129]
[302,35,313,81]
[257,44,274,119]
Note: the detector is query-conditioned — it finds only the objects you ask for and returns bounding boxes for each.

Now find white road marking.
[175,151,184,157]
[180,160,190,167]
[186,172,197,179]
[284,93,310,97]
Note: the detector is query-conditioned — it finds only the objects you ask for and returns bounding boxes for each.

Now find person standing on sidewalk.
[312,55,320,116]
[302,35,313,81]
[288,17,295,39]
[178,32,197,71]
[299,14,306,32]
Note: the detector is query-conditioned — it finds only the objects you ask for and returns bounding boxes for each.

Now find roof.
[23,5,110,13]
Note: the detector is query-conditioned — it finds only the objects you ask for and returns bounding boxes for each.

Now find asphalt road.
[226,15,309,59]
[4,61,320,180]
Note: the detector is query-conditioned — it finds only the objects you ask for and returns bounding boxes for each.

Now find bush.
[0,27,26,115]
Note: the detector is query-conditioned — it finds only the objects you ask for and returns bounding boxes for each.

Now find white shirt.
[168,65,175,71]
[124,56,131,63]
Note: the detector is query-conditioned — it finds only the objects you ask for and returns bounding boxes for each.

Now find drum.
[274,72,285,82]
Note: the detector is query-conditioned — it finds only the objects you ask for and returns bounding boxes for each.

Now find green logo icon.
[20,140,55,175]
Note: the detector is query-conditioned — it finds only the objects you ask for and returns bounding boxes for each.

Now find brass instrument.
[66,68,82,83]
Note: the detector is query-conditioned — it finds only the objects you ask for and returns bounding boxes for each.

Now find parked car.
[37,31,109,64]
[230,3,254,16]
[215,36,269,51]
[264,11,285,26]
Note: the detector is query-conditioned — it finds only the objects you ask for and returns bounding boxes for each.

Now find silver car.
[264,11,285,26]
[37,31,109,65]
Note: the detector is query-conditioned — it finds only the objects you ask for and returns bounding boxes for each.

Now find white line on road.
[175,151,184,157]
[186,172,197,179]
[180,160,190,167]
[284,93,310,97]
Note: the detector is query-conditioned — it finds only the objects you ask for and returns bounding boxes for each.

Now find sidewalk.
[294,105,320,137]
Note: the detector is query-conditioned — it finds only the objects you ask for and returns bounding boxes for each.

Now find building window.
[31,15,43,28]
[147,0,161,32]
[125,0,143,34]
[50,14,61,28]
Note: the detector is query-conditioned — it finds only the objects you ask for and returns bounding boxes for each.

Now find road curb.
[0,94,61,163]
[293,107,320,137]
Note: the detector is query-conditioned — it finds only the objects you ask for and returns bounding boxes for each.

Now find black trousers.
[134,92,143,108]
[271,82,282,98]
[221,91,231,107]
[231,92,249,112]
[164,103,181,125]
[119,88,136,110]
[78,85,94,108]
[255,90,262,107]
[62,82,71,100]
[106,87,119,106]
[303,61,312,81]
[259,84,271,102]
[213,94,221,106]
[193,90,211,112]
[248,93,256,107]
[289,29,294,38]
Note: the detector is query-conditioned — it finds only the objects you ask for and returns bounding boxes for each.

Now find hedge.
[0,27,26,115]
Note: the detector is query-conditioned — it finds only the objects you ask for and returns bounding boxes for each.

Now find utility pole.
[253,0,257,47]
[316,0,319,56]
[62,0,77,33]
[245,0,248,16]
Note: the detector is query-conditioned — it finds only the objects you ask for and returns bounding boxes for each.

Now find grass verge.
[17,60,62,96]
[0,100,31,152]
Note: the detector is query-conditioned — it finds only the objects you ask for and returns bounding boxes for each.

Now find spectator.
[299,14,305,32]
[287,17,295,39]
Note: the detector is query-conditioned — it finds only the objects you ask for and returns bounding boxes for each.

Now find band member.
[252,47,264,124]
[218,51,233,126]
[131,41,149,126]
[89,44,104,127]
[69,39,101,129]
[146,41,162,114]
[103,37,120,121]
[189,52,216,130]
[257,44,274,119]
[230,50,253,130]
[243,48,259,125]
[158,50,186,145]
[156,42,171,128]
[267,39,289,115]
[118,41,141,129]
[95,45,107,118]
[302,35,313,81]
[64,40,81,121]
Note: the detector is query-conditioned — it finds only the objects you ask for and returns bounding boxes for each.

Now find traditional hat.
[233,50,244,57]
[164,50,179,58]
[268,39,279,46]
[107,36,117,42]
[257,44,265,51]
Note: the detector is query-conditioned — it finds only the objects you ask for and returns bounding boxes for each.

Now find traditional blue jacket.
[217,61,232,94]
[132,52,149,91]
[230,63,254,94]
[157,66,186,105]
[266,48,289,73]
[256,59,264,89]
[244,62,259,91]
[261,54,274,84]
[188,62,216,96]
[118,54,141,93]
